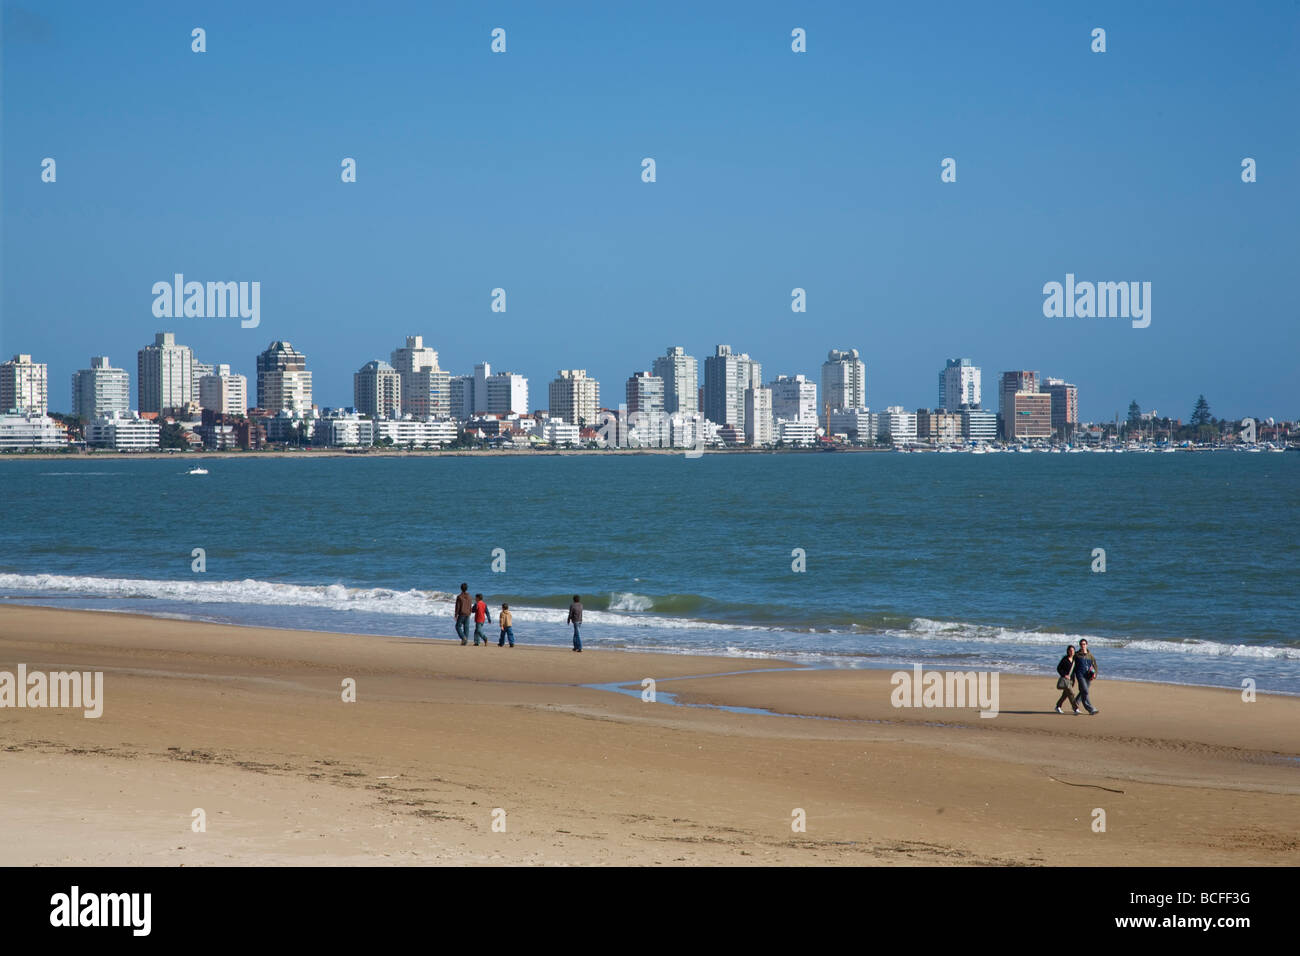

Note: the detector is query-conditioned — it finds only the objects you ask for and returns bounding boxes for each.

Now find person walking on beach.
[454,583,473,645]
[472,593,492,646]
[567,595,583,652]
[498,603,515,647]
[1055,644,1081,714]
[1075,639,1100,715]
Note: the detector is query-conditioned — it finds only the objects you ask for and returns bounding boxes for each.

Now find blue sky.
[3,0,1297,421]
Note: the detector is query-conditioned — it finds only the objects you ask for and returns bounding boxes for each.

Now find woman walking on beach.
[1055,644,1081,714]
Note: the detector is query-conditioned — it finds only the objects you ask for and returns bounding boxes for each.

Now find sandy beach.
[1,605,1296,866]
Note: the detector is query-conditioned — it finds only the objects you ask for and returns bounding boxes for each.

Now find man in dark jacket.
[1075,639,1099,715]
[454,583,473,645]
[568,595,583,652]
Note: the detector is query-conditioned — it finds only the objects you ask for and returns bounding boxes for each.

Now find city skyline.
[4,2,1296,423]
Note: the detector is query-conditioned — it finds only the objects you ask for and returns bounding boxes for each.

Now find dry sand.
[1,605,1296,866]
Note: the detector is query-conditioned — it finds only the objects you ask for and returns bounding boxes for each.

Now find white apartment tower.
[198,364,248,416]
[939,358,982,411]
[0,354,48,416]
[744,386,774,447]
[137,333,193,414]
[549,369,599,426]
[72,356,130,421]
[651,346,699,416]
[703,345,761,430]
[822,348,866,417]
[390,336,451,419]
[354,360,403,419]
[256,341,313,415]
[769,374,818,422]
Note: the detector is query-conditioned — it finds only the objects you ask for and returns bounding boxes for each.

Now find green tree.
[159,421,190,450]
[1126,400,1141,427]
[1191,395,1212,428]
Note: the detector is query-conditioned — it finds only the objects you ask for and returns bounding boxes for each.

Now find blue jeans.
[455,615,470,642]
[474,620,487,644]
[498,626,514,647]
[572,623,582,650]
[1077,675,1095,712]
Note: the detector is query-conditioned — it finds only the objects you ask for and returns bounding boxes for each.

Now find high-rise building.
[769,374,817,422]
[822,348,867,418]
[137,333,193,414]
[625,372,665,414]
[548,370,599,426]
[256,341,313,415]
[651,346,698,416]
[998,371,1039,439]
[744,386,774,447]
[71,356,129,421]
[484,371,529,416]
[1042,378,1080,439]
[198,364,248,416]
[190,361,213,405]
[1009,392,1052,440]
[354,360,403,419]
[703,345,761,430]
[0,354,48,416]
[390,336,450,419]
[449,375,474,420]
[939,358,982,411]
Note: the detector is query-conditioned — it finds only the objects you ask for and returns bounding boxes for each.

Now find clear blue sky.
[3,0,1297,422]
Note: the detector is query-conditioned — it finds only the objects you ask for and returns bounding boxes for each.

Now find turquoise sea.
[1,452,1297,692]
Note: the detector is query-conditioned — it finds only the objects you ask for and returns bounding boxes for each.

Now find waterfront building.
[998,371,1039,440]
[85,412,161,451]
[354,360,402,419]
[651,346,698,416]
[939,358,982,411]
[0,413,64,450]
[828,408,875,442]
[704,345,761,431]
[256,341,313,415]
[390,336,452,420]
[917,408,961,444]
[198,364,247,416]
[137,333,193,414]
[1009,392,1053,440]
[1042,378,1080,439]
[962,408,998,442]
[769,374,817,422]
[744,385,774,447]
[71,356,129,421]
[877,406,919,445]
[548,370,599,426]
[626,372,665,415]
[822,348,867,421]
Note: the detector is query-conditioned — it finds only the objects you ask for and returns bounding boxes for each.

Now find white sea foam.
[607,591,654,612]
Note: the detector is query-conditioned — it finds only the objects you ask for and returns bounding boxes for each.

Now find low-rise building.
[0,413,66,450]
[85,412,161,451]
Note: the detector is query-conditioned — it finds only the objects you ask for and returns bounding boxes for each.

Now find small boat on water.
[187,467,209,475]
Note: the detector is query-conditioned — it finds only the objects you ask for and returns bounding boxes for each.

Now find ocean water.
[1,452,1297,693]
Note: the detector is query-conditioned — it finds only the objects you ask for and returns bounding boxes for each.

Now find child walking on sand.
[498,603,515,647]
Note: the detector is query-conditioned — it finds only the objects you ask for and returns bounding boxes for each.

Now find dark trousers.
[1076,675,1095,712]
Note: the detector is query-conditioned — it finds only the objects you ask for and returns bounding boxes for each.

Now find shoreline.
[2,605,1297,866]
[2,595,1295,698]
